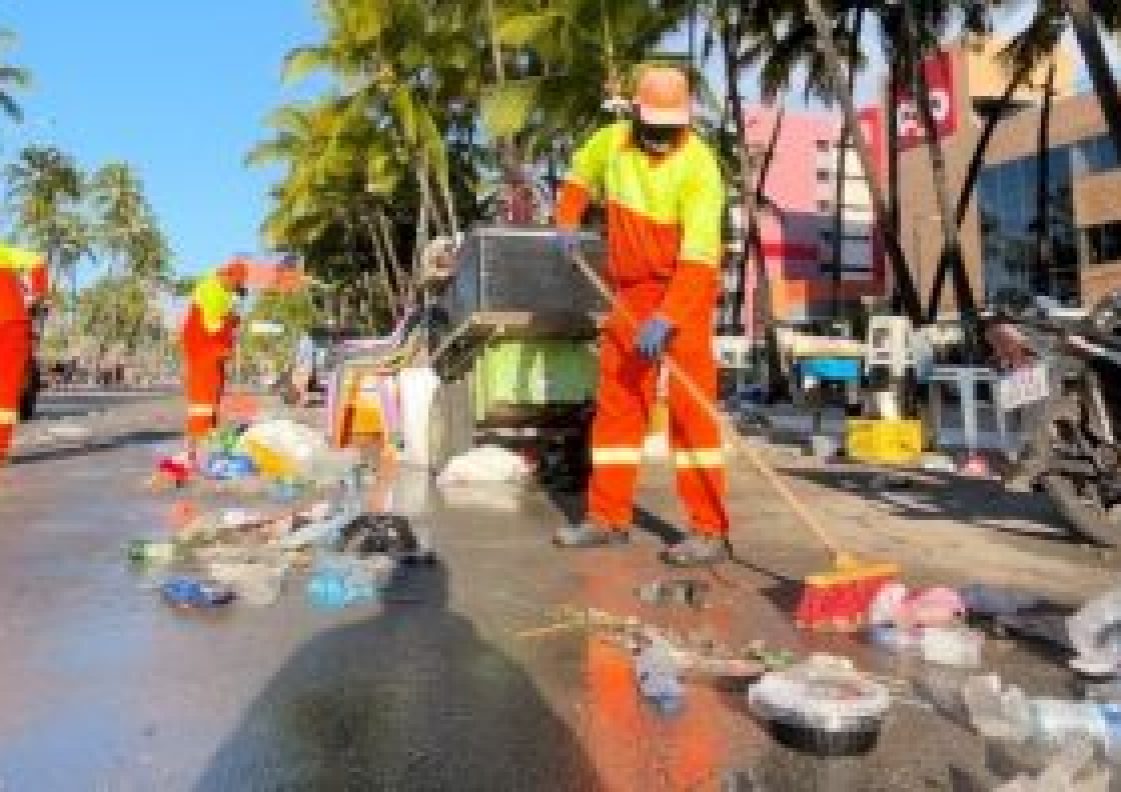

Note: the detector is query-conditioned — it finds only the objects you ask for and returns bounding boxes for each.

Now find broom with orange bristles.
[567,247,899,632]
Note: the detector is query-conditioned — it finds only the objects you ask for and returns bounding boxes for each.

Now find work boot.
[553,520,631,549]
[660,536,729,567]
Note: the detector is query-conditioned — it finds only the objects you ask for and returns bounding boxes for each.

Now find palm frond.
[282,47,332,84]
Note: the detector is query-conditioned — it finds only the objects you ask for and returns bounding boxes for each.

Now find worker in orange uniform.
[181,259,247,462]
[0,245,47,466]
[553,65,729,566]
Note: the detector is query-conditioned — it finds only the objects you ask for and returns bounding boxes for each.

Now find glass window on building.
[1072,135,1120,175]
[1085,222,1121,268]
[977,145,1082,306]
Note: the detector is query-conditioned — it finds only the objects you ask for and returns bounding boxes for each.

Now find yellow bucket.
[845,419,924,464]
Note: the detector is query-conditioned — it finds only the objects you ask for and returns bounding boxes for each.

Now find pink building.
[732,105,887,339]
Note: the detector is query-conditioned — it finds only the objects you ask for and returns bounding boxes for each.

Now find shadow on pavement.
[780,467,1079,543]
[11,429,181,467]
[194,561,602,792]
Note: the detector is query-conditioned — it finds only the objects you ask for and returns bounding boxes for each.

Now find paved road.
[0,413,1116,790]
[31,387,178,421]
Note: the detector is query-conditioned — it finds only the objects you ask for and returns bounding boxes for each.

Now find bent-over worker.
[181,259,247,462]
[553,64,729,567]
[0,245,47,465]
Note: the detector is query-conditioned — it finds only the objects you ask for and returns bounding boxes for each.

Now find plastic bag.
[437,445,533,487]
[240,419,326,477]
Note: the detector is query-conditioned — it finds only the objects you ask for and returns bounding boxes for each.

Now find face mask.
[634,119,683,155]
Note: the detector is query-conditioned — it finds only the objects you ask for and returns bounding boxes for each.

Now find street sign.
[998,362,1049,411]
[893,51,958,151]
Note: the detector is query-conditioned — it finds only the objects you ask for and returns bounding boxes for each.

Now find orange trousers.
[0,320,30,459]
[587,283,729,536]
[183,348,226,439]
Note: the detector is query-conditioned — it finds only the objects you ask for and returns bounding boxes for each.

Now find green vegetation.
[255,0,1121,331]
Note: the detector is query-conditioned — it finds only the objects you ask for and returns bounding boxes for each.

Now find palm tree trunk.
[831,7,865,320]
[897,0,977,322]
[1034,64,1056,295]
[728,19,786,397]
[722,3,780,389]
[928,55,1036,314]
[803,0,923,323]
[412,199,431,309]
[751,107,787,400]
[437,170,459,238]
[887,57,902,240]
[375,209,410,311]
[361,213,399,320]
[1066,0,1121,162]
[954,57,1036,227]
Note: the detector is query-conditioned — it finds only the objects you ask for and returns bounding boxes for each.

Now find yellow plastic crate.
[845,419,924,464]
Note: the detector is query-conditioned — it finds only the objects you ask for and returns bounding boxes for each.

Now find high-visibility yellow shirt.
[190,272,235,334]
[556,121,724,326]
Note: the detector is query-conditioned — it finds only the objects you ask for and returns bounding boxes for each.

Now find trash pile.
[857,582,1121,779]
[559,571,1121,776]
[134,417,433,612]
[150,418,365,501]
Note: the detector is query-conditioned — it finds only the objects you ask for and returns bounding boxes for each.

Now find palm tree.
[253,0,701,330]
[893,0,979,322]
[88,162,168,355]
[90,162,151,275]
[0,29,31,122]
[5,145,85,287]
[249,98,408,324]
[1010,0,1121,163]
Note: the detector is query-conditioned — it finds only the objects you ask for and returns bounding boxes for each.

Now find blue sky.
[4,0,322,279]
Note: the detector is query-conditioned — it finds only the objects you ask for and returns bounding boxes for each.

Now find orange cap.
[634,66,691,126]
[219,257,249,285]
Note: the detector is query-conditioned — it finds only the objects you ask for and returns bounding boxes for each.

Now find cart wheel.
[428,370,474,473]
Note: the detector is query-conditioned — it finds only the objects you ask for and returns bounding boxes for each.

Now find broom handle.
[569,248,841,558]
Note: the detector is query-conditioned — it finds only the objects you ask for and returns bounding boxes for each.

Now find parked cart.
[423,227,607,479]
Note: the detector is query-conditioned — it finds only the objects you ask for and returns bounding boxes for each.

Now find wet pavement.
[0,401,1118,790]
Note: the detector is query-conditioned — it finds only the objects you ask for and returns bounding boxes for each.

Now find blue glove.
[552,229,581,258]
[636,316,674,361]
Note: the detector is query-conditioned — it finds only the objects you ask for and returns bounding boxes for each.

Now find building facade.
[721,106,886,347]
[896,40,1121,311]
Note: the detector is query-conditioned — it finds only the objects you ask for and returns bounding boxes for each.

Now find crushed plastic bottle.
[995,736,1112,792]
[1031,699,1121,754]
[159,577,236,609]
[635,636,685,715]
[962,674,1034,741]
[1067,587,1121,675]
[305,552,394,610]
[127,539,179,564]
[207,561,287,606]
[965,675,1121,760]
[202,452,256,481]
